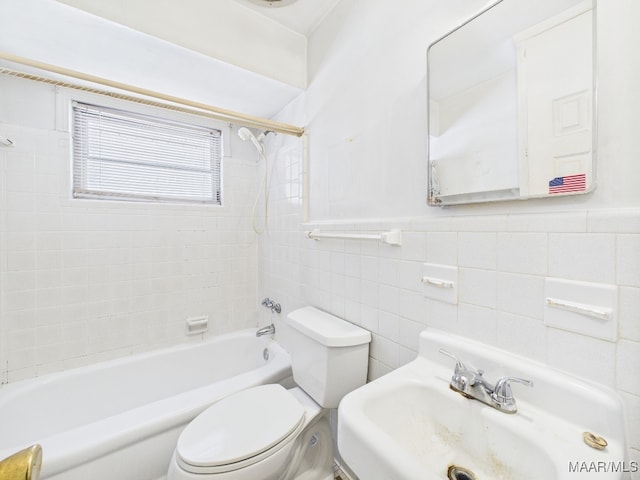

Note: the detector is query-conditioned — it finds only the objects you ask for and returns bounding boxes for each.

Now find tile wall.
[258,135,640,467]
[0,118,260,383]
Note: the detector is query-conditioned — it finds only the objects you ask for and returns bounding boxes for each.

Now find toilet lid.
[176,384,305,469]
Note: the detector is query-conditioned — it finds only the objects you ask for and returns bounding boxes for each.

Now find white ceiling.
[5,0,342,120]
[53,0,343,88]
[232,0,341,36]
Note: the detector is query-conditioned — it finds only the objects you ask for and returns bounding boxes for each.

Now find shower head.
[237,127,264,155]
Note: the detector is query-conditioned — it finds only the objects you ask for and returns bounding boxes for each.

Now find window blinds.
[72,102,222,205]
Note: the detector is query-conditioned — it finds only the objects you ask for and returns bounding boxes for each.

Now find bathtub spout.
[0,444,42,480]
[256,324,276,337]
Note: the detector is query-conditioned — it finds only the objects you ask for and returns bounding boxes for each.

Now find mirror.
[427,0,596,205]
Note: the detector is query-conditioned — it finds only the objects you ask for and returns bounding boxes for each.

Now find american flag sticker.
[548,173,586,194]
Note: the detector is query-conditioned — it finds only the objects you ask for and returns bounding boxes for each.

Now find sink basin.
[338,329,627,480]
[361,379,556,479]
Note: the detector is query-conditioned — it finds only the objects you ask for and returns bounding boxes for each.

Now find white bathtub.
[0,329,292,480]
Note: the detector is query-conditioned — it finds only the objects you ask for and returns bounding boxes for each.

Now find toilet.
[167,306,371,480]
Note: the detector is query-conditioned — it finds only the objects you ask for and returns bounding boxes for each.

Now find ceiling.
[53,0,343,88]
[5,0,343,119]
[232,0,341,36]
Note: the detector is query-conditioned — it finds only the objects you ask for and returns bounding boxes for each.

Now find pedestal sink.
[338,328,628,480]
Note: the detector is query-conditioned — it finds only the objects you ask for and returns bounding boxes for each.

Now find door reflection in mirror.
[427,0,595,205]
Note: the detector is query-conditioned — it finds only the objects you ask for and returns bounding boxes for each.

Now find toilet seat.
[176,384,306,475]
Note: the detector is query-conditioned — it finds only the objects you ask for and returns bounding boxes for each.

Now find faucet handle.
[438,348,468,376]
[439,348,465,373]
[491,376,533,411]
[439,349,475,392]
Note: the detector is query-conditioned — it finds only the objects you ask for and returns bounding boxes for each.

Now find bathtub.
[0,329,292,480]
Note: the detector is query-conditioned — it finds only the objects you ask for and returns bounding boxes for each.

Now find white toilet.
[167,306,371,480]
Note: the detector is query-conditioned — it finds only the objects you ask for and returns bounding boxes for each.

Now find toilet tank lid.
[287,306,371,347]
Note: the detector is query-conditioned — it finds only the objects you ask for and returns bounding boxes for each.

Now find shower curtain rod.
[0,51,305,137]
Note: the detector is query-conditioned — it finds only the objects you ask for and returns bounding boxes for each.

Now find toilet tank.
[287,307,371,409]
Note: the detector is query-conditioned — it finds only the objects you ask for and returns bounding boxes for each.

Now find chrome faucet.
[256,324,276,337]
[261,297,281,314]
[440,349,533,414]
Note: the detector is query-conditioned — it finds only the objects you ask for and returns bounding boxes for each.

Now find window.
[72,102,222,205]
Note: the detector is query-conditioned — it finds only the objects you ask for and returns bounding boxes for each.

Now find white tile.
[617,234,640,287]
[6,232,36,251]
[378,285,400,314]
[400,231,426,261]
[378,310,401,342]
[35,344,63,366]
[36,250,62,270]
[331,252,345,275]
[620,392,640,451]
[548,233,616,283]
[7,251,35,271]
[412,217,453,232]
[398,289,426,323]
[398,317,423,352]
[360,255,378,281]
[458,232,497,269]
[344,300,362,326]
[5,310,36,332]
[547,329,616,387]
[617,340,640,396]
[457,304,497,346]
[7,329,36,351]
[508,212,587,232]
[495,312,547,363]
[497,233,547,275]
[7,366,37,383]
[5,271,35,292]
[497,273,545,320]
[378,257,399,286]
[424,299,458,330]
[619,287,640,342]
[587,208,640,233]
[344,253,361,278]
[452,215,507,232]
[359,277,378,308]
[5,290,36,312]
[7,348,35,371]
[459,268,496,308]
[398,260,423,293]
[36,325,63,346]
[359,305,379,334]
[376,335,400,369]
[426,232,458,265]
[6,192,36,214]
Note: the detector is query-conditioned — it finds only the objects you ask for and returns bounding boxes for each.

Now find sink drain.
[447,465,477,480]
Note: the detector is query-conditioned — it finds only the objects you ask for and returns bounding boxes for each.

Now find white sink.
[338,329,627,480]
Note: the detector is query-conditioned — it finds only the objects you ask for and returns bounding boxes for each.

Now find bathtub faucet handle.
[261,297,281,314]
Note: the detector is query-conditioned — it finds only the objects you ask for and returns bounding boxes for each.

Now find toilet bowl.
[167,307,371,480]
[167,385,332,480]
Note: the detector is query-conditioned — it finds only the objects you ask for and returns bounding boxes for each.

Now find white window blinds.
[72,102,222,205]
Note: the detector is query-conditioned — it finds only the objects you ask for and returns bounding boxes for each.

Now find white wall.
[0,0,302,118]
[0,75,264,382]
[55,0,308,89]
[259,0,640,467]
